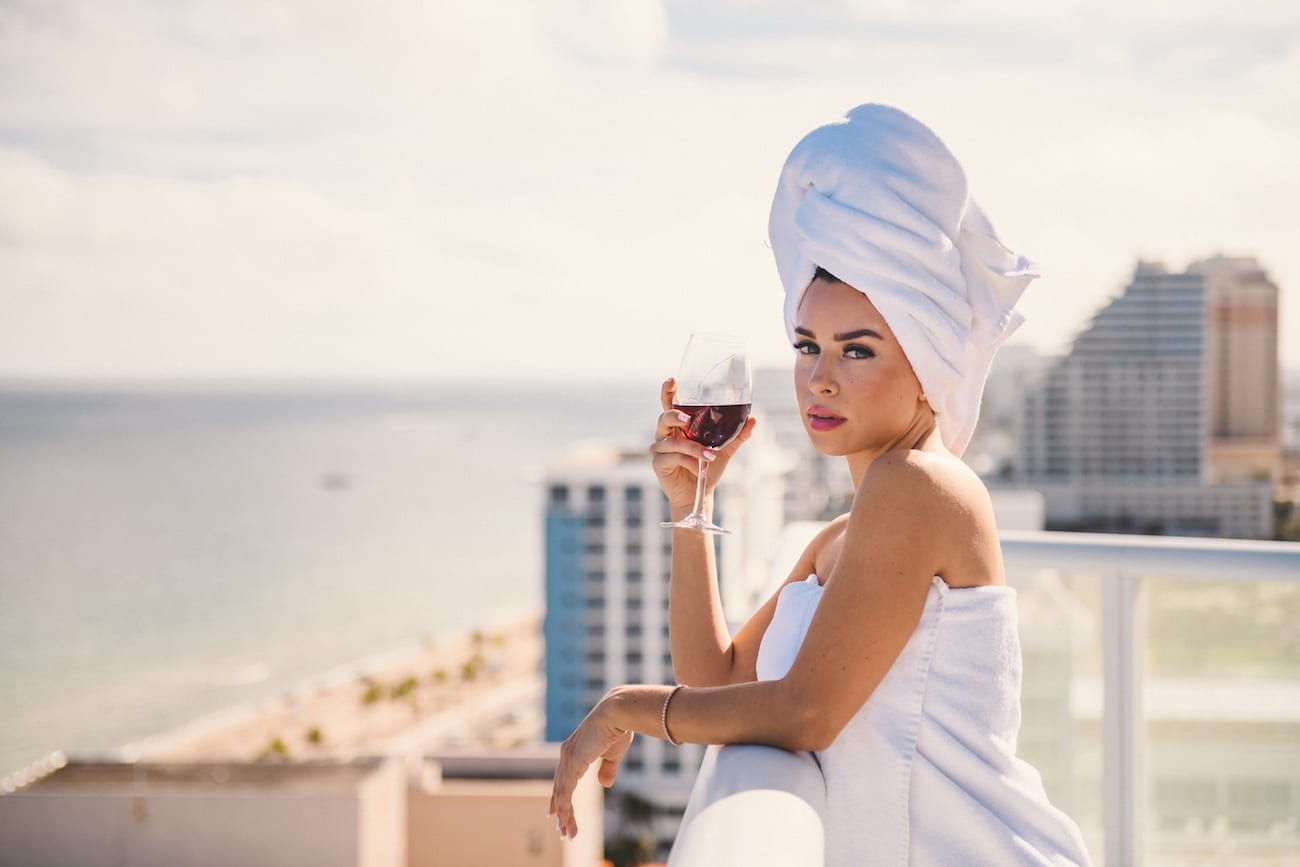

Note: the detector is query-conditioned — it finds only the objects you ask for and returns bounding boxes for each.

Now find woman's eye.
[845,344,875,359]
[793,341,819,355]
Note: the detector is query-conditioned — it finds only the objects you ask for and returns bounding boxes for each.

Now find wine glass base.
[660,517,731,535]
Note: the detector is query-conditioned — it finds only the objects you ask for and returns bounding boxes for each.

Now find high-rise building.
[542,443,784,847]
[542,447,697,845]
[1021,260,1207,481]
[543,447,685,762]
[1197,256,1283,485]
[1016,258,1279,538]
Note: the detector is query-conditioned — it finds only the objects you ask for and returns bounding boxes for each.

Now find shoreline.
[4,611,544,790]
[120,610,544,764]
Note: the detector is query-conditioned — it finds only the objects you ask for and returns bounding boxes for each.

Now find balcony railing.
[668,531,1300,867]
[669,744,825,867]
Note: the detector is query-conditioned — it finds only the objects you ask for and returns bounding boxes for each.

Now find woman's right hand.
[650,378,757,513]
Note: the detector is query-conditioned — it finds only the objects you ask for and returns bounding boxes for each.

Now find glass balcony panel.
[1005,535,1300,866]
[1009,567,1105,863]
[1142,576,1300,865]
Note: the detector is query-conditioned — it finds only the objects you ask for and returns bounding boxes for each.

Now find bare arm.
[670,516,850,685]
[652,378,843,687]
[649,377,753,687]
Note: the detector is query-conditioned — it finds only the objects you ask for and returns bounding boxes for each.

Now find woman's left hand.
[548,694,634,840]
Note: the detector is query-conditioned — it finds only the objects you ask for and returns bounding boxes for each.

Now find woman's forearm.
[549,677,817,841]
[667,499,737,686]
[605,680,823,753]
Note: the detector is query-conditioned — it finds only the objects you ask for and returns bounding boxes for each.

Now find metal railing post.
[1102,570,1145,867]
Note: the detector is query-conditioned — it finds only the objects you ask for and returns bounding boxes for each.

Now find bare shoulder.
[856,450,1003,587]
[797,513,851,581]
[864,449,992,510]
[813,512,853,543]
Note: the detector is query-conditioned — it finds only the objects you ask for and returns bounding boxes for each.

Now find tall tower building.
[1017,258,1277,538]
[542,442,784,846]
[1195,256,1282,484]
[542,447,700,847]
[1020,260,1206,481]
[543,446,703,805]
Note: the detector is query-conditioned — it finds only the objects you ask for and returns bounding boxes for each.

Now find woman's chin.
[806,430,853,457]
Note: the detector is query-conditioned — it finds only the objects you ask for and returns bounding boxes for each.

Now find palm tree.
[604,835,653,867]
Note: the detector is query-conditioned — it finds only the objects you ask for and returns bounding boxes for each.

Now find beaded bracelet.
[662,684,686,746]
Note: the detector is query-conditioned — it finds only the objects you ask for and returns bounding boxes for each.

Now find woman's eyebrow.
[793,326,884,341]
[834,328,883,341]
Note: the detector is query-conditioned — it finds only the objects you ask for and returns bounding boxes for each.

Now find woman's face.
[792,275,928,456]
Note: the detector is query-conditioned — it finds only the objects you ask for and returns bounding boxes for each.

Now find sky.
[2,0,1298,383]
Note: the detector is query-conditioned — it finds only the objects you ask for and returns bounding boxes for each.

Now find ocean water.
[0,380,650,775]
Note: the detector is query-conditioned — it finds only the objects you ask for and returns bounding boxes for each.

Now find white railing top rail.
[1000,529,1300,584]
[668,744,825,867]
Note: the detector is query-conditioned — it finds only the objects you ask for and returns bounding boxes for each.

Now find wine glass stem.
[691,457,709,519]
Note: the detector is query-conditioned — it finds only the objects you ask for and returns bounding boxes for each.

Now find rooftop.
[21,759,386,793]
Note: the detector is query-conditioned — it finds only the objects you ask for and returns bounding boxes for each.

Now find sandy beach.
[120,615,544,765]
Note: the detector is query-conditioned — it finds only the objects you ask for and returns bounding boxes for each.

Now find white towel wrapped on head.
[769,103,1038,458]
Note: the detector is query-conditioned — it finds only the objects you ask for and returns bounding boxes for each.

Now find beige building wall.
[408,767,602,867]
[358,759,408,867]
[1207,440,1281,484]
[0,760,405,867]
[1198,256,1282,484]
[1,750,604,867]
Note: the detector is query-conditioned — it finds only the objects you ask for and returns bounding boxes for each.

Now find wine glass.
[660,332,753,534]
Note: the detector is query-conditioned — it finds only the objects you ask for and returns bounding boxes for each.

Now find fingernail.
[676,411,689,423]
[702,449,716,461]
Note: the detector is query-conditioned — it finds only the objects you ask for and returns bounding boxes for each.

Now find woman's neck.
[845,414,943,489]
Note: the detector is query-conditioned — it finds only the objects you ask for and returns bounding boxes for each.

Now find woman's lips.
[807,407,845,432]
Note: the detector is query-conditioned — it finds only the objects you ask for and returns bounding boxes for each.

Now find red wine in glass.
[673,403,752,450]
[661,333,752,534]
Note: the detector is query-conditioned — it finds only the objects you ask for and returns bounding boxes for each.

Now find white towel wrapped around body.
[756,575,1094,866]
[769,103,1037,458]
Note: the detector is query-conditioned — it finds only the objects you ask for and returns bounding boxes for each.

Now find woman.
[549,104,1093,866]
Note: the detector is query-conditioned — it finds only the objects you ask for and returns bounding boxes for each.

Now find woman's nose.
[808,356,837,395]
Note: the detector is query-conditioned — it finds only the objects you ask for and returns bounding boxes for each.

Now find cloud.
[0,142,629,378]
[549,0,670,67]
[663,0,1300,81]
[1,0,1297,381]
